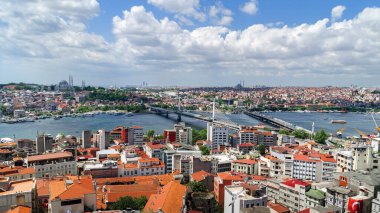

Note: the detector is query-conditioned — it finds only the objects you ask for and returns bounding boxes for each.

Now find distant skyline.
[1,0,380,87]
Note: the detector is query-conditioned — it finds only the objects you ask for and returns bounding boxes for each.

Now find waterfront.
[1,111,378,139]
[267,111,380,137]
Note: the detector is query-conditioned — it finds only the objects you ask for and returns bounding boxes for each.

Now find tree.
[313,129,329,144]
[199,145,210,155]
[108,196,148,210]
[192,128,207,143]
[279,129,290,135]
[147,130,155,139]
[258,144,266,156]
[188,181,208,192]
[291,129,310,139]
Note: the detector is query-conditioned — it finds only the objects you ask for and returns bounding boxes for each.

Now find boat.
[126,112,134,117]
[330,120,347,124]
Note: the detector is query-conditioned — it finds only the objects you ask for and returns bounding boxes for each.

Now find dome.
[58,80,70,91]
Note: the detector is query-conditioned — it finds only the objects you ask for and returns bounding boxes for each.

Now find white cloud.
[331,5,346,21]
[147,0,205,22]
[240,0,258,15]
[1,2,380,86]
[209,2,233,26]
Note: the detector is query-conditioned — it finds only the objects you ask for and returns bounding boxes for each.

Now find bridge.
[149,106,241,130]
[244,111,312,133]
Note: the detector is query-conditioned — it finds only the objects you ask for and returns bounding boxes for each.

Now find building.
[0,178,35,212]
[278,134,296,145]
[238,142,255,154]
[144,142,166,159]
[93,129,110,150]
[173,154,191,175]
[174,122,192,144]
[163,129,176,143]
[224,184,267,213]
[270,146,294,177]
[337,144,378,172]
[372,191,380,213]
[26,152,77,178]
[128,126,144,146]
[214,172,245,207]
[17,139,34,150]
[258,155,284,178]
[305,188,325,208]
[277,178,311,212]
[82,130,92,148]
[211,154,233,174]
[162,150,202,173]
[49,176,96,213]
[325,186,355,212]
[83,161,118,178]
[110,126,128,144]
[191,156,213,174]
[144,181,187,213]
[13,109,25,118]
[207,123,229,149]
[231,158,258,175]
[239,129,278,146]
[36,134,54,154]
[0,167,35,181]
[190,170,214,192]
[118,158,165,177]
[292,153,337,182]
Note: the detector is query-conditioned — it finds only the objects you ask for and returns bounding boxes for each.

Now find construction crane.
[337,127,345,138]
[371,114,380,132]
[355,128,368,139]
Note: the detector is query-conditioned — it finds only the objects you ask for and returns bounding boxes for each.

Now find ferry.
[330,120,347,124]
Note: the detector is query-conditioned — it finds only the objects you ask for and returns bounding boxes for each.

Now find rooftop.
[282,178,310,188]
[27,152,72,162]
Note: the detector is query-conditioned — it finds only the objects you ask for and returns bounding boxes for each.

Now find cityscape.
[1,1,380,213]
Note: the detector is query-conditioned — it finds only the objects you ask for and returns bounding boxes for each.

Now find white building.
[93,129,110,150]
[174,122,192,144]
[207,122,229,149]
[224,185,267,213]
[118,158,165,177]
[258,155,284,178]
[0,179,35,212]
[337,144,379,172]
[293,153,337,182]
[26,152,77,178]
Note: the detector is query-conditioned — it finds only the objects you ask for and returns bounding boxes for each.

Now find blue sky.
[1,0,380,87]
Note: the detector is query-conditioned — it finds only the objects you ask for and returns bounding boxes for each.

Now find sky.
[1,0,380,87]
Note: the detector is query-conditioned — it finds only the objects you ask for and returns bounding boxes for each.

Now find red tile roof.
[282,178,310,188]
[27,152,72,162]
[233,159,257,165]
[191,170,213,182]
[143,181,186,213]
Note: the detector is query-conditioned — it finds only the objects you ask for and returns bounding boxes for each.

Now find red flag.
[348,197,363,213]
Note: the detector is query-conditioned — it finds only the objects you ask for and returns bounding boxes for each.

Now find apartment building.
[49,177,96,213]
[174,122,192,144]
[237,142,255,154]
[224,185,267,212]
[0,178,35,212]
[26,152,77,178]
[292,153,337,182]
[278,179,311,212]
[36,134,54,154]
[270,146,294,177]
[258,155,284,178]
[93,129,110,150]
[118,158,165,177]
[238,129,278,146]
[337,144,379,172]
[144,142,166,159]
[231,158,258,175]
[207,122,229,149]
[128,125,144,146]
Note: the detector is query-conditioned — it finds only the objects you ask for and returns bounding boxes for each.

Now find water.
[1,111,378,139]
[266,112,380,137]
[0,114,204,139]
